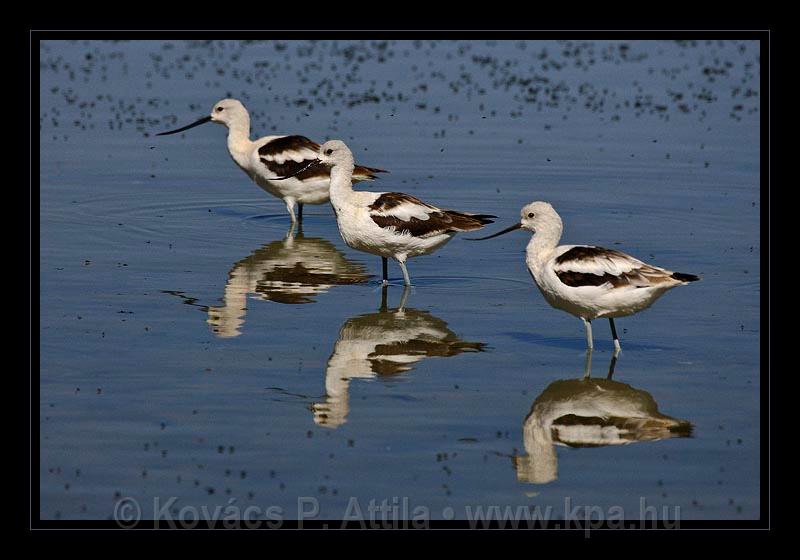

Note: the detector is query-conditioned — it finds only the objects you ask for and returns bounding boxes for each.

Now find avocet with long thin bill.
[279,140,495,285]
[157,99,386,223]
[470,201,700,352]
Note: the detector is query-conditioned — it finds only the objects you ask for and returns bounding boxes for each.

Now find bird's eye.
[527,212,535,218]
[325,149,333,155]
[215,107,224,112]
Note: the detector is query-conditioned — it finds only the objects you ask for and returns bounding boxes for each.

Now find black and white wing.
[552,246,687,288]
[256,135,328,181]
[368,192,494,238]
[256,135,387,183]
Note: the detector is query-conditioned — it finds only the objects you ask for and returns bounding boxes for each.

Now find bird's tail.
[671,272,700,283]
[444,211,496,231]
[353,165,389,182]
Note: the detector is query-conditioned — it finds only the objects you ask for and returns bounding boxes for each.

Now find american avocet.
[471,201,699,351]
[312,286,485,428]
[156,99,387,223]
[280,140,495,285]
[514,358,692,484]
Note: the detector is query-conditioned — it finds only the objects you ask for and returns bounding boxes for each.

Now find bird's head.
[519,201,559,234]
[156,98,248,136]
[317,140,354,167]
[209,98,248,127]
[467,201,561,241]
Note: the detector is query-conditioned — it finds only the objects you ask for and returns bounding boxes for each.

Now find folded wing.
[553,246,677,288]
[369,192,494,238]
[257,135,324,180]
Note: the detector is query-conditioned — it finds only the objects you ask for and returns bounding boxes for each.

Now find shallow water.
[39,39,761,523]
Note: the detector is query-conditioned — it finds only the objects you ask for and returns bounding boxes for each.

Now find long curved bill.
[271,158,328,180]
[466,222,522,241]
[156,115,213,136]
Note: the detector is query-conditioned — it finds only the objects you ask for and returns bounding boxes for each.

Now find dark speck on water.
[40,38,759,521]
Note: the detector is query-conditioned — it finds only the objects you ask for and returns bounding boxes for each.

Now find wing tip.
[445,212,496,231]
[471,214,497,226]
[353,165,389,181]
[671,272,700,283]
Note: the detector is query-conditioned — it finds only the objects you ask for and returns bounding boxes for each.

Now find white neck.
[329,161,355,205]
[226,116,252,169]
[526,223,562,275]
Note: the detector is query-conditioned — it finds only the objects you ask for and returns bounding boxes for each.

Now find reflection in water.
[313,287,486,428]
[164,227,369,337]
[513,352,692,484]
[169,226,370,338]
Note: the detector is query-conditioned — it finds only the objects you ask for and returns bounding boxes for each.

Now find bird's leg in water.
[609,318,622,353]
[398,259,412,286]
[583,348,594,379]
[582,318,594,350]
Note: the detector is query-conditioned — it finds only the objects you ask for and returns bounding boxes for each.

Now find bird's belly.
[334,207,451,259]
[538,283,599,319]
[252,174,331,204]
[535,274,671,320]
[532,269,608,320]
[596,286,671,318]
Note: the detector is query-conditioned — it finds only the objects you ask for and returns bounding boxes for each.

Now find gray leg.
[297,203,304,222]
[398,259,412,286]
[398,285,411,311]
[609,318,621,353]
[382,257,389,285]
[581,318,594,350]
[284,222,297,241]
[583,348,594,378]
[285,199,297,223]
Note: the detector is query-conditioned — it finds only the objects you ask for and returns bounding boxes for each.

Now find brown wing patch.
[352,165,388,182]
[260,157,330,181]
[257,135,326,180]
[555,246,628,264]
[556,270,629,288]
[371,210,493,238]
[369,193,493,236]
[257,135,319,157]
[371,214,452,238]
[555,246,657,288]
[443,211,495,231]
[556,265,677,288]
[368,192,436,212]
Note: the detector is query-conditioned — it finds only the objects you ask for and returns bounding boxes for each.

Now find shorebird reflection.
[513,352,692,484]
[207,227,370,337]
[312,286,486,428]
[166,226,370,338]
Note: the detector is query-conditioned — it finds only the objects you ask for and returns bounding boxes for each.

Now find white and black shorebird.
[156,99,387,223]
[278,140,495,285]
[471,201,700,351]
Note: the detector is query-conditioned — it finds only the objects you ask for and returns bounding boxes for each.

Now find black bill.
[156,115,213,136]
[466,222,522,240]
